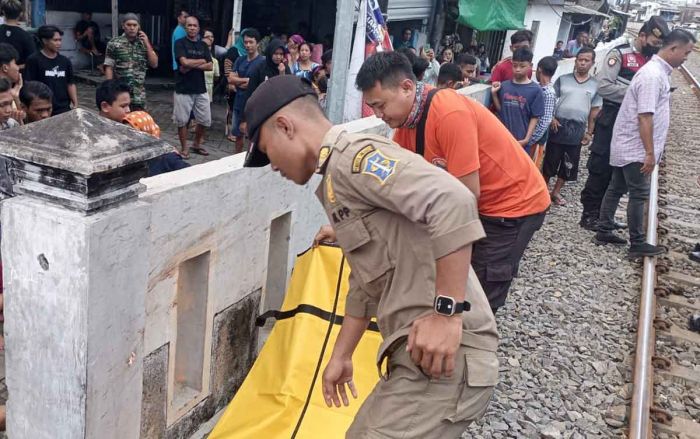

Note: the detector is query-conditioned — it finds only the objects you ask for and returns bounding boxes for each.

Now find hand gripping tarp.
[209,244,382,438]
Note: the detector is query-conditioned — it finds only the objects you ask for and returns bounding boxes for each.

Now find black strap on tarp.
[254,251,380,438]
[415,88,440,157]
[256,304,380,332]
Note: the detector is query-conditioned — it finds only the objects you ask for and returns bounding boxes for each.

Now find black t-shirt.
[0,24,37,65]
[24,51,75,113]
[174,38,212,95]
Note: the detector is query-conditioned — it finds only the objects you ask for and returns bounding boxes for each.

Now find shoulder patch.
[361,149,398,184]
[325,172,337,204]
[608,57,618,67]
[317,145,331,169]
[351,145,376,173]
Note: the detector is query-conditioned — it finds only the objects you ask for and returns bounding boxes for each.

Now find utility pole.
[111,0,119,39]
[327,0,356,124]
[232,0,243,34]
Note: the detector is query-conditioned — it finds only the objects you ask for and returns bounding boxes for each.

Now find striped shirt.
[610,55,672,168]
[529,83,556,146]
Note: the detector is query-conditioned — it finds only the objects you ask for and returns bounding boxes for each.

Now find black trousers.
[580,103,619,218]
[472,211,547,311]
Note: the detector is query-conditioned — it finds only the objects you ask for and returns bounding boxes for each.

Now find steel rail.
[628,60,699,438]
[628,165,660,439]
[679,64,700,99]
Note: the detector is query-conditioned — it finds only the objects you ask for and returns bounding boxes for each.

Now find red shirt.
[490,58,533,82]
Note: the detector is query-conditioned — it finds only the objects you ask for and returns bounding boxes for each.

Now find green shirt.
[105,34,149,107]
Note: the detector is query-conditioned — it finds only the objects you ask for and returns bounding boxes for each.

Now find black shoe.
[612,221,627,230]
[693,243,700,252]
[689,313,700,333]
[580,216,599,231]
[690,251,700,263]
[628,243,665,258]
[593,231,628,246]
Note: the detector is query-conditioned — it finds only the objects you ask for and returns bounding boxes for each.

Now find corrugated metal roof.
[563,4,612,18]
[387,0,433,21]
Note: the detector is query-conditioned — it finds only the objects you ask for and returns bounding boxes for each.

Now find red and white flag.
[343,0,393,122]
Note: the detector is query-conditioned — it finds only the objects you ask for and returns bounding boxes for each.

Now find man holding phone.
[104,13,158,111]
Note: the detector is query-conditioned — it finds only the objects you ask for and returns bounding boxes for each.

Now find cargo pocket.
[486,263,514,283]
[445,354,499,423]
[334,219,393,286]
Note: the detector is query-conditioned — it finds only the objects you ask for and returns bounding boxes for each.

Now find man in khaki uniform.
[244,75,499,438]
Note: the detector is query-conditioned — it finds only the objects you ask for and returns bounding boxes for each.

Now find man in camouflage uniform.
[104,13,158,111]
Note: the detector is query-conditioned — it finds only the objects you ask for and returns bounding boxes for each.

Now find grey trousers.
[598,162,650,244]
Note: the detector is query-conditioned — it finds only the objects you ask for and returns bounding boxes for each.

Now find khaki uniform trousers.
[346,341,498,439]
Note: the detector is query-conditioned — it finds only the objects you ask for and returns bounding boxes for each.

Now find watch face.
[436,296,455,315]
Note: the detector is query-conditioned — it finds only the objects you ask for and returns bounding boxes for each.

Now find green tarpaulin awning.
[458,0,528,31]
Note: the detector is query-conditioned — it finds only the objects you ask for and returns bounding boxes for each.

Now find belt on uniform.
[375,325,498,380]
[602,99,622,110]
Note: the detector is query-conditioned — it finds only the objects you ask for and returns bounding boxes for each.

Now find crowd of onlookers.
[0,0,697,429]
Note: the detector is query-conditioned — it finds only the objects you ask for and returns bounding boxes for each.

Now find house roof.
[563,4,612,18]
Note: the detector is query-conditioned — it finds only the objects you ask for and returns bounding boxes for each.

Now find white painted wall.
[551,35,630,83]
[503,4,564,66]
[44,11,116,69]
[1,84,492,437]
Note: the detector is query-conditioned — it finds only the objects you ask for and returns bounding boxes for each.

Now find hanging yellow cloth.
[209,244,382,439]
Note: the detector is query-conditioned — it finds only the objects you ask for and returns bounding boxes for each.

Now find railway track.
[627,55,700,438]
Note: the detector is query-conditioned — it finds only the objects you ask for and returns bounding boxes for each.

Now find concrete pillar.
[0,110,172,438]
[326,0,356,123]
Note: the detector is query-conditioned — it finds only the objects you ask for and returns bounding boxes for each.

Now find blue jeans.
[598,162,651,244]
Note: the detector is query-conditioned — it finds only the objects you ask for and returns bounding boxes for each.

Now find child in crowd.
[437,63,464,90]
[316,75,328,110]
[491,48,544,150]
[553,41,565,60]
[528,56,558,165]
[96,79,190,176]
[0,77,19,130]
[19,81,54,124]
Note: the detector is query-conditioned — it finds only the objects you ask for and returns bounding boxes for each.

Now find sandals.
[192,146,209,156]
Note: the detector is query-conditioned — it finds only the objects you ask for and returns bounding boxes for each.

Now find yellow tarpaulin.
[209,244,383,439]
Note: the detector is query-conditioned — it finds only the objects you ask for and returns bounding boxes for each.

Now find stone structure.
[0,85,490,438]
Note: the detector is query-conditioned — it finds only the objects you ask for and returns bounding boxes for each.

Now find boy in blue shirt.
[491,48,544,151]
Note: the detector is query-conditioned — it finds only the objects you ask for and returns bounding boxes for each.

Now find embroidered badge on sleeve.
[361,149,398,184]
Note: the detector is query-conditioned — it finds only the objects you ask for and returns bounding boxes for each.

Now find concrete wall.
[45,11,116,69]
[551,35,629,83]
[1,83,488,439]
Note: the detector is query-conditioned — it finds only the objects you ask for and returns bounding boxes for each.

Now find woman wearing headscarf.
[247,39,290,98]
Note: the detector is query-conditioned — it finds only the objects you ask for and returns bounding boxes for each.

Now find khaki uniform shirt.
[316,126,499,365]
[104,35,149,107]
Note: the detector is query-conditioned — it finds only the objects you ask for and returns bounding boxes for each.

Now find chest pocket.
[334,218,393,286]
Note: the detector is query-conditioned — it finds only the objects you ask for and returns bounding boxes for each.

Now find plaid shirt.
[610,55,672,167]
[529,83,556,146]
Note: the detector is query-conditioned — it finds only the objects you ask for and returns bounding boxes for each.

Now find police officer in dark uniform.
[579,16,669,231]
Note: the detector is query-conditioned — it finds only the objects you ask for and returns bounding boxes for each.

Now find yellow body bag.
[209,244,382,438]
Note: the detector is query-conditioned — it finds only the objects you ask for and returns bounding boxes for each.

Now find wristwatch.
[433,295,471,317]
